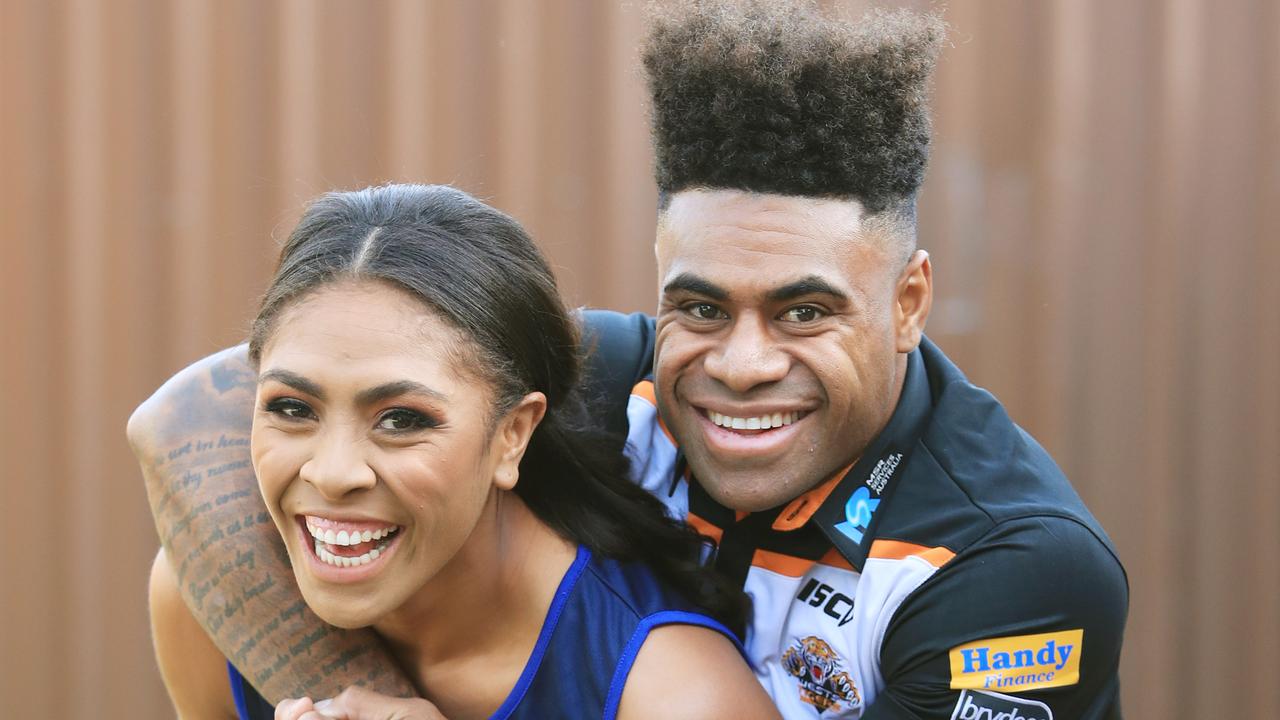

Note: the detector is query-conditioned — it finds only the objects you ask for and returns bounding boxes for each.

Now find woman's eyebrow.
[258,369,325,400]
[355,380,448,406]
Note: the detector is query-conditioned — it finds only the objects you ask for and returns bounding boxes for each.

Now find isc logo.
[795,578,856,626]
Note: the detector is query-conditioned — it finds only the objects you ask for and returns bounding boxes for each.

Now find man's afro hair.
[643,1,945,213]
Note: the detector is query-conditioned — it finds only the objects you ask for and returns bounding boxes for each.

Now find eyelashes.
[262,398,441,433]
[375,408,440,432]
[682,302,727,321]
[264,397,315,421]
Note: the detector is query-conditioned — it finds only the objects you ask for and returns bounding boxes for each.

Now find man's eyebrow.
[258,369,325,400]
[355,380,448,407]
[662,273,729,301]
[766,275,849,303]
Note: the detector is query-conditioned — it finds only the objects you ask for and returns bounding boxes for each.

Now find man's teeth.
[305,521,400,546]
[708,410,801,430]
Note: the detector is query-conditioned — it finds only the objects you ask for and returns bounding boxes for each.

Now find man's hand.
[275,688,447,720]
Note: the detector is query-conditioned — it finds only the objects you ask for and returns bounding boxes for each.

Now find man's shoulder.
[870,509,1128,718]
[579,310,657,440]
[879,338,1117,559]
[579,309,656,386]
[864,342,1128,716]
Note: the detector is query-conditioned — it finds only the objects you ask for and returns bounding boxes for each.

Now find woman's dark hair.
[248,183,748,636]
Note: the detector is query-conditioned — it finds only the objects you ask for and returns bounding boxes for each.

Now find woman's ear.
[492,392,547,490]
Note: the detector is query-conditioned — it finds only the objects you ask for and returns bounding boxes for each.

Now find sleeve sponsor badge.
[950,689,1053,720]
[948,629,1082,692]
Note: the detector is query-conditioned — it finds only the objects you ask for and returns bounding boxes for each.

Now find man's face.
[653,189,930,512]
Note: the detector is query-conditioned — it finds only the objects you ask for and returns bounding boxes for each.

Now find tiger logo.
[782,635,861,714]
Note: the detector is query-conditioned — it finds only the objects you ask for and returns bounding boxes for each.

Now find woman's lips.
[295,515,403,581]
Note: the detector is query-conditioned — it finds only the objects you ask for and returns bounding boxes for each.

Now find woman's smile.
[295,514,405,584]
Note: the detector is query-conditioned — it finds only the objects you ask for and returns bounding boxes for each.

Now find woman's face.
[251,280,541,628]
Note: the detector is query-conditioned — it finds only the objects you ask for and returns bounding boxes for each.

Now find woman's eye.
[780,306,824,323]
[685,303,726,321]
[376,409,437,432]
[265,398,315,421]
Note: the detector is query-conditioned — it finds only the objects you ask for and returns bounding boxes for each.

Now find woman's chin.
[318,610,376,630]
[299,589,383,629]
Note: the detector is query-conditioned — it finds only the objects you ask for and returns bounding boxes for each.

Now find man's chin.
[686,443,834,509]
[690,462,809,513]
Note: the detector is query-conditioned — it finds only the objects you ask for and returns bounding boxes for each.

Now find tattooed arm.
[129,345,415,703]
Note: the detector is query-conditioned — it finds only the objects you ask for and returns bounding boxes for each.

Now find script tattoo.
[131,345,413,701]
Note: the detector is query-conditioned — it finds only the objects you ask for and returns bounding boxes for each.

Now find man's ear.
[894,250,932,353]
[492,392,547,491]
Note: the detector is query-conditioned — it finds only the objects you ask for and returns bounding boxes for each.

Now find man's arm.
[864,516,1128,719]
[129,345,414,702]
[150,548,240,720]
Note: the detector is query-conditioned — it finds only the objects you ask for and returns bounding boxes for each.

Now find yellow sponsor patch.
[949,629,1083,692]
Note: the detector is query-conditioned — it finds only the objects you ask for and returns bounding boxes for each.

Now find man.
[133,3,1126,718]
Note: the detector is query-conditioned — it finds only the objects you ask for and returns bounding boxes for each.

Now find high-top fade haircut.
[643,0,944,256]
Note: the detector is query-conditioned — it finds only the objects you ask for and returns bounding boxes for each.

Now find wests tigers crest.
[782,635,860,714]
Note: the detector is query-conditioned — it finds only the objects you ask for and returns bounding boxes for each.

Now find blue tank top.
[228,545,742,719]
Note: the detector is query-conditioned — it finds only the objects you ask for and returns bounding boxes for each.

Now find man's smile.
[703,408,808,431]
[692,405,815,458]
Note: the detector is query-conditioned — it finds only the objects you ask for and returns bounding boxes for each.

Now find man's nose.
[702,314,790,393]
[299,433,377,501]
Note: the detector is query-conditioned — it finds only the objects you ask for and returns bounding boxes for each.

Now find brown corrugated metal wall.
[1,1,1275,717]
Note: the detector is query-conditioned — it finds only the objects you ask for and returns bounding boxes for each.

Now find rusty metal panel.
[0,1,1274,717]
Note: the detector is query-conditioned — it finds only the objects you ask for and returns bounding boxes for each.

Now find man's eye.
[376,409,437,432]
[265,398,315,421]
[780,306,824,323]
[685,303,726,321]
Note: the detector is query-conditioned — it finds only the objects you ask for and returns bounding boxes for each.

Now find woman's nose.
[298,435,377,500]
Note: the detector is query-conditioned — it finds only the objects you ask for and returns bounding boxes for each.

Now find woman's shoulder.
[573,551,779,718]
[579,549,700,619]
[617,623,781,720]
[150,548,240,720]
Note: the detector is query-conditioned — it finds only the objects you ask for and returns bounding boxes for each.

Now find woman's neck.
[372,489,576,713]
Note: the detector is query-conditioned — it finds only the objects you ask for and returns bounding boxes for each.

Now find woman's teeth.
[316,542,388,568]
[305,519,400,568]
[306,522,399,546]
[708,410,801,430]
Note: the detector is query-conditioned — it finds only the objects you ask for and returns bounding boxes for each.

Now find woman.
[149,184,777,720]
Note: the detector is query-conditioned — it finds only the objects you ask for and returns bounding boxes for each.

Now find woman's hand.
[276,687,447,720]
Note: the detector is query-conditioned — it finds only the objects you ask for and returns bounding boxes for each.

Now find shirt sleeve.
[579,310,657,437]
[864,515,1128,719]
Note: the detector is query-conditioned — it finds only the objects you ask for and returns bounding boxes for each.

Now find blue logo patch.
[833,486,879,544]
